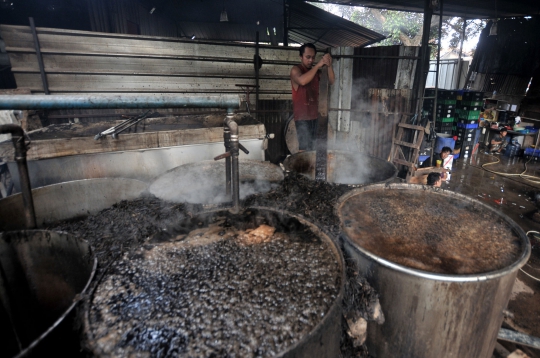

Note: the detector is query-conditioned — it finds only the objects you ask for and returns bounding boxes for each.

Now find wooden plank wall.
[0,24,299,99]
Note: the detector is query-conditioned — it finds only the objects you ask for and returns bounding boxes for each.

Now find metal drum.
[283,150,397,185]
[336,183,530,358]
[1,230,96,358]
[0,178,148,230]
[84,207,344,357]
[148,159,284,204]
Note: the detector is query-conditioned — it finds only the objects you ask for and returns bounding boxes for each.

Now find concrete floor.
[441,149,540,357]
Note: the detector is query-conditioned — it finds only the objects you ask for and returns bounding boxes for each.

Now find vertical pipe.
[0,125,36,229]
[283,0,289,47]
[255,31,260,119]
[429,0,444,167]
[29,17,50,95]
[224,110,240,213]
[457,19,467,89]
[224,127,231,196]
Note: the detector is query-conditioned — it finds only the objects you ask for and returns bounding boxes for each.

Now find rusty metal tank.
[84,207,344,358]
[1,230,96,357]
[283,150,397,185]
[148,159,284,204]
[336,183,531,358]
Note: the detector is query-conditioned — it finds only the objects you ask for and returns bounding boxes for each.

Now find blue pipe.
[0,94,240,110]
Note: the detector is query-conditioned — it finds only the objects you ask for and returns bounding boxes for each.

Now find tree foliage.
[313,3,486,54]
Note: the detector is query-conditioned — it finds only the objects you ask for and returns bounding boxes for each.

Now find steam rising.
[284,150,396,186]
[149,160,284,204]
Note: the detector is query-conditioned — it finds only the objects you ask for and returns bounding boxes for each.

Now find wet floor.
[440,149,540,356]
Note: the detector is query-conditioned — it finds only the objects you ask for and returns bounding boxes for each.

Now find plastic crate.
[456,109,481,120]
[457,122,479,129]
[458,118,477,125]
[462,91,483,100]
[524,148,540,157]
[460,100,483,107]
[435,117,456,123]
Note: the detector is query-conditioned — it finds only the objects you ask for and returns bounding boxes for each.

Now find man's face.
[501,131,507,137]
[434,178,442,187]
[300,47,316,69]
[441,151,450,160]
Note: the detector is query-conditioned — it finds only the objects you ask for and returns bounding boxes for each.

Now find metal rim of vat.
[82,206,345,358]
[3,230,97,358]
[0,178,149,230]
[148,159,285,184]
[283,150,398,187]
[335,183,531,283]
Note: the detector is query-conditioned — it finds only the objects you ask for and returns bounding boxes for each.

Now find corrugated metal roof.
[322,0,540,19]
[288,0,386,47]
[170,0,385,47]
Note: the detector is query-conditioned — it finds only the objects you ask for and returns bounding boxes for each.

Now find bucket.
[434,133,455,153]
[336,184,530,358]
[84,207,344,357]
[1,230,96,357]
[283,150,397,186]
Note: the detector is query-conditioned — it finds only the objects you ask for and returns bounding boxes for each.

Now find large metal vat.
[283,150,397,185]
[336,183,531,358]
[84,207,344,357]
[7,140,264,193]
[1,230,96,357]
[0,178,147,230]
[149,159,284,204]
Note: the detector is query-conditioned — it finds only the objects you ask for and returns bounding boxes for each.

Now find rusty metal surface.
[284,150,397,185]
[0,178,147,230]
[0,230,96,357]
[148,159,284,204]
[337,183,531,358]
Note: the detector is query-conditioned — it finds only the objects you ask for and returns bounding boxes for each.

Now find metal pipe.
[0,124,36,229]
[0,94,241,110]
[29,17,50,95]
[223,126,232,196]
[456,19,467,88]
[255,31,260,119]
[224,110,240,213]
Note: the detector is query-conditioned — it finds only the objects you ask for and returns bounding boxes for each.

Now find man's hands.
[317,53,333,68]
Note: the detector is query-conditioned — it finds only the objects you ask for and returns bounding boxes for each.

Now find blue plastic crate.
[456,122,479,129]
[524,148,540,157]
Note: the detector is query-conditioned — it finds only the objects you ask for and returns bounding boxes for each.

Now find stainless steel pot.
[84,207,344,358]
[1,230,96,357]
[283,150,397,185]
[336,183,531,358]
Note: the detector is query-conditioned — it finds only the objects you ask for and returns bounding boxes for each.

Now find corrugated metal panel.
[328,0,540,19]
[425,59,471,90]
[0,24,298,99]
[288,1,386,48]
[471,72,529,96]
[358,89,412,159]
[353,46,401,90]
[88,0,178,38]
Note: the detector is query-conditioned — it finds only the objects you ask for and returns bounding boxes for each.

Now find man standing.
[290,43,335,151]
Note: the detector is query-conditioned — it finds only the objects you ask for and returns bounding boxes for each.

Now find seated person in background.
[420,146,452,179]
[427,172,442,187]
[490,128,508,154]
[420,146,452,168]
